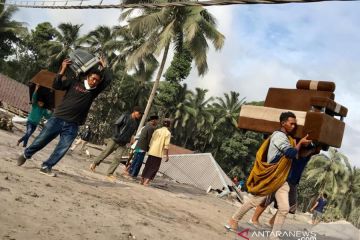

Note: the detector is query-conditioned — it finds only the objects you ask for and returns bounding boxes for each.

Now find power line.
[1,0,359,9]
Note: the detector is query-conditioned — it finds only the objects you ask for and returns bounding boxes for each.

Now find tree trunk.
[202,141,207,152]
[136,43,170,132]
[184,136,189,148]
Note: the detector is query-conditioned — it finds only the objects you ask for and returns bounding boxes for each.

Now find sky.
[13,1,360,166]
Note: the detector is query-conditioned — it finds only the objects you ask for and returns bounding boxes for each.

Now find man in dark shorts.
[310,193,328,224]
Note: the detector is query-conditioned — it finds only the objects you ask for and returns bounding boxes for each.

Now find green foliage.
[0,5,27,76]
[154,81,184,118]
[298,149,360,227]
[31,22,57,43]
[322,206,344,222]
[305,148,348,196]
[217,131,262,175]
[164,48,192,83]
[245,100,264,106]
[0,6,26,60]
[348,207,360,228]
[339,166,360,220]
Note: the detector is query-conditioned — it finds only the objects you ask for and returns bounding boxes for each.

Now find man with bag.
[226,111,311,240]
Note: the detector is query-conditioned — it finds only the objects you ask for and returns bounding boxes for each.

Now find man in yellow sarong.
[226,111,312,240]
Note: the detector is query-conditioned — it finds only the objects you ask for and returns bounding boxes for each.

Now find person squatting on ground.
[140,118,171,186]
[90,106,142,181]
[226,111,312,240]
[17,84,52,147]
[17,57,112,177]
[310,192,328,225]
[126,115,159,179]
[248,144,321,228]
[70,125,92,155]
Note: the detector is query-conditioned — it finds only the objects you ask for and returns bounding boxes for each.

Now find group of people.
[15,57,327,235]
[16,57,172,185]
[88,107,171,185]
[226,111,327,239]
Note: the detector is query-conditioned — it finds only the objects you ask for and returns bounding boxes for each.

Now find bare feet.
[89,163,96,172]
[106,175,117,182]
[143,178,150,186]
[228,218,238,230]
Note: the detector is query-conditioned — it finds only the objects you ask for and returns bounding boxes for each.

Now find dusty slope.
[0,125,357,240]
[0,126,236,240]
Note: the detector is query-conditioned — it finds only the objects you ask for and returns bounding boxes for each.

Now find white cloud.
[191,3,360,166]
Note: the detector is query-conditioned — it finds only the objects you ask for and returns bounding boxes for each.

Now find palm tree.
[121,4,225,130]
[0,5,25,34]
[78,25,114,57]
[212,91,246,130]
[120,59,158,110]
[305,148,348,197]
[174,88,214,148]
[42,23,82,68]
[0,5,26,59]
[339,163,360,220]
[110,26,159,109]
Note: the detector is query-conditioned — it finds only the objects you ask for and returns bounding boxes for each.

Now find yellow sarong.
[246,135,295,196]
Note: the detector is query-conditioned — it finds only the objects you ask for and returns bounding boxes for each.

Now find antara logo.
[237,228,250,240]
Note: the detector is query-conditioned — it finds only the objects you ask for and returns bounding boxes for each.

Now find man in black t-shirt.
[90,106,142,182]
[17,58,112,177]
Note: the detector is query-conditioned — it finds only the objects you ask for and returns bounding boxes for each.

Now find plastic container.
[68,49,99,75]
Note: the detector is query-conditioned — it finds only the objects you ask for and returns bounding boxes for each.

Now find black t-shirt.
[112,114,139,145]
[53,69,112,125]
[136,123,156,151]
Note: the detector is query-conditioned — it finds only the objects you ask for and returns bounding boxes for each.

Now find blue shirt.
[287,156,311,185]
[315,197,327,213]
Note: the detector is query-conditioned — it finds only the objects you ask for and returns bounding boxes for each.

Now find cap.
[133,106,143,114]
[148,115,159,121]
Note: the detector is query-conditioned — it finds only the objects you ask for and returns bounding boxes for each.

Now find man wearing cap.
[141,118,171,186]
[90,106,142,181]
[127,115,159,179]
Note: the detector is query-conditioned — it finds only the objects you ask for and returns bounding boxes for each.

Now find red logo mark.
[237,228,250,240]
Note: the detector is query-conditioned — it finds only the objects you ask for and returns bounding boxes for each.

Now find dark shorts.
[141,155,162,180]
[260,182,298,214]
[312,210,323,221]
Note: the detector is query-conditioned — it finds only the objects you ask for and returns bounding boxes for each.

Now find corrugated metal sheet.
[156,153,234,191]
[168,144,194,155]
[0,74,30,113]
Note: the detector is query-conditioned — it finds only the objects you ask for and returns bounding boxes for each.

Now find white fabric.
[309,81,319,90]
[334,103,341,114]
[84,80,96,90]
[240,105,306,126]
[267,131,292,163]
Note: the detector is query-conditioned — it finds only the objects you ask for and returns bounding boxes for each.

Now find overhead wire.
[1,0,359,9]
